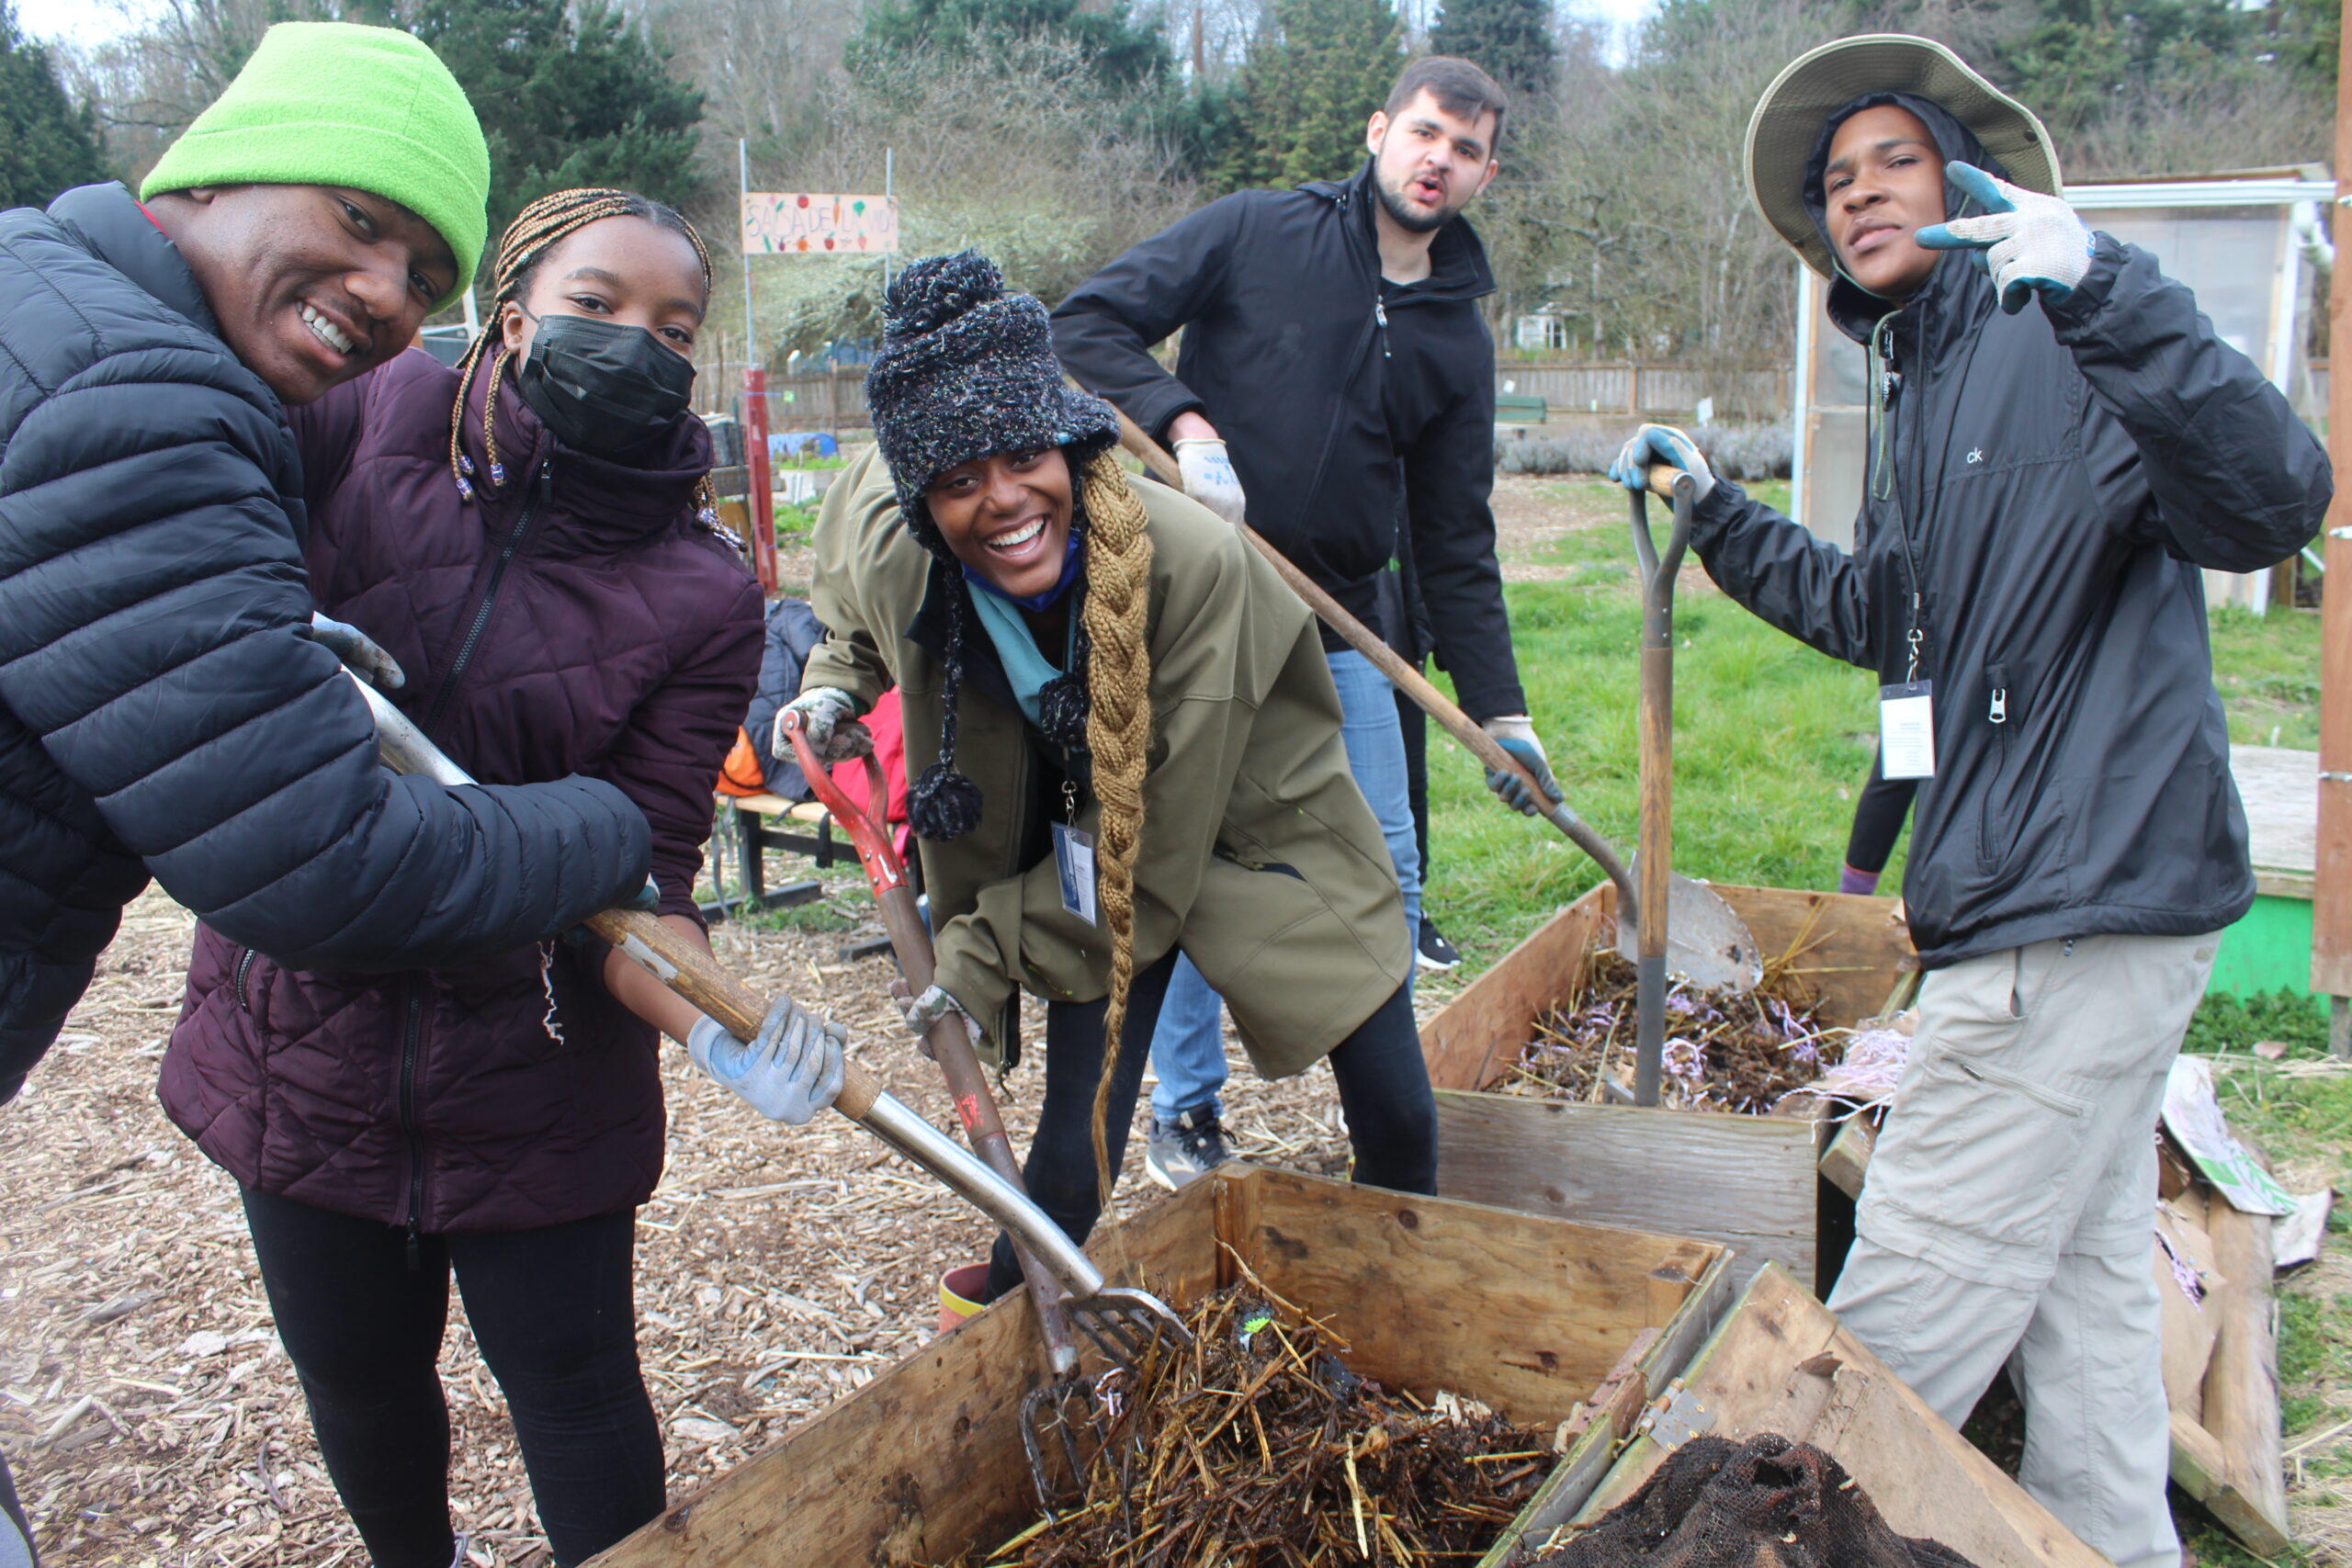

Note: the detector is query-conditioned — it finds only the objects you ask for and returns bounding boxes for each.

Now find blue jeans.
[1148,648,1421,1122]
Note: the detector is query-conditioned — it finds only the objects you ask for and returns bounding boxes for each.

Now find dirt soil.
[0,874,1407,1567]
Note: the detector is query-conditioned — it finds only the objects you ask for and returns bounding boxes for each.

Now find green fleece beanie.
[141,22,488,309]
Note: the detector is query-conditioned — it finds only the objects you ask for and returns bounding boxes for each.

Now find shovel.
[1105,414,1758,1100]
[777,713,1102,1509]
[343,671,1187,1365]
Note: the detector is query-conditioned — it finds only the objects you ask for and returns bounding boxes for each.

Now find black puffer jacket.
[1690,115,2329,965]
[0,184,652,1102]
[1051,160,1525,719]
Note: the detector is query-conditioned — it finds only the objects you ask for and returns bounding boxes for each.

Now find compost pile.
[1505,953,1839,1113]
[964,1278,1552,1566]
[1526,1434,1976,1568]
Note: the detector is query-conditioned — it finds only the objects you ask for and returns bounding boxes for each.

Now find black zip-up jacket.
[1692,130,2329,966]
[0,184,654,1103]
[1051,160,1526,719]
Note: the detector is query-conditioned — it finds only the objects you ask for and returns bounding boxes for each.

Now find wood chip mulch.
[0,873,1403,1566]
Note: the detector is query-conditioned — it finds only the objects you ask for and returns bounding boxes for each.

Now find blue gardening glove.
[686,995,847,1125]
[309,611,405,691]
[1607,424,1714,504]
[774,685,871,764]
[1916,163,2094,315]
[1481,716,1563,817]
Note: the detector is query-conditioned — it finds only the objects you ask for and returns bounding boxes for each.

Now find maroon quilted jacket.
[161,348,762,1234]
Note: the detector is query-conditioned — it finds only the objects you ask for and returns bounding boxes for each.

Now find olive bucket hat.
[1745,33,2061,281]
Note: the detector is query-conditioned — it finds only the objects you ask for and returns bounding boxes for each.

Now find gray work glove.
[1608,423,1715,505]
[892,980,983,1052]
[309,611,405,691]
[686,996,847,1125]
[1173,437,1249,526]
[1916,163,2096,315]
[1482,716,1564,817]
[774,685,871,764]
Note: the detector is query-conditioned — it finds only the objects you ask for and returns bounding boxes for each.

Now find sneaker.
[1144,1106,1231,1190]
[1416,916,1462,972]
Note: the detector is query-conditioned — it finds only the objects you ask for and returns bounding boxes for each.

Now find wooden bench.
[705,792,900,962]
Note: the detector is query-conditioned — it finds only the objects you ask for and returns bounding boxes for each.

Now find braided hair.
[447,188,715,506]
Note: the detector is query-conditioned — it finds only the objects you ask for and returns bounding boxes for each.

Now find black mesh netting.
[1529,1434,1979,1568]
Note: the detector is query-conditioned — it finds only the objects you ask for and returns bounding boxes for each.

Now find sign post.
[2313,0,2352,1056]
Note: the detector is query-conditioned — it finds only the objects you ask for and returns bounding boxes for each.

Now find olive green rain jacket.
[804,447,1410,1073]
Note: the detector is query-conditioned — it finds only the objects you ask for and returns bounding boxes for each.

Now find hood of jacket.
[46,182,223,343]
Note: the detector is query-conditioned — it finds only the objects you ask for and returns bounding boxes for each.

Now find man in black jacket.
[1613,37,2328,1565]
[0,26,660,1122]
[1055,56,1557,1184]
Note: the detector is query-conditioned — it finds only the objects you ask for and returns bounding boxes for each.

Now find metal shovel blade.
[1614,868,1763,992]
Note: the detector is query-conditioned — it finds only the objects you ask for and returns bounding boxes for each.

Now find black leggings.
[240,1189,664,1568]
[984,952,1438,1299]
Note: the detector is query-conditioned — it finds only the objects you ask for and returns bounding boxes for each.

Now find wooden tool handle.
[1644,463,1690,502]
[587,908,880,1120]
[1109,409,1545,800]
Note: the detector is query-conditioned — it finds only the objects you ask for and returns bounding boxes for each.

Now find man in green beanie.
[0,26,658,1559]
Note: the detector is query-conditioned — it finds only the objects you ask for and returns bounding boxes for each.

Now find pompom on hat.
[141,22,491,309]
[1745,34,2060,281]
[864,251,1120,549]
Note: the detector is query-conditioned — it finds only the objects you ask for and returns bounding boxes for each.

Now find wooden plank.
[1572,1264,2109,1568]
[1435,1090,1816,1291]
[2188,1194,2293,1554]
[1224,1166,1724,1415]
[1818,1113,1877,1201]
[2313,27,2352,998]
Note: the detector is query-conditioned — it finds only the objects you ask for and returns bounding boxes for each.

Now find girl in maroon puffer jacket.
[161,191,811,1568]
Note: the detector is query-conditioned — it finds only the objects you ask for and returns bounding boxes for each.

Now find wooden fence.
[1498,361,1792,421]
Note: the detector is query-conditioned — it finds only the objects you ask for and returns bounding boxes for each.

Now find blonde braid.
[1078,452,1156,1202]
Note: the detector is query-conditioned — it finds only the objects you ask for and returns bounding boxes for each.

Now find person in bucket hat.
[1610,34,2327,1568]
[0,30,659,1559]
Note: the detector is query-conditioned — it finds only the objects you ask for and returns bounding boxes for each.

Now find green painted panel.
[2209,893,2315,1000]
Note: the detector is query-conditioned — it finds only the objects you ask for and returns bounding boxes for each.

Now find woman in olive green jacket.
[784,253,1433,1300]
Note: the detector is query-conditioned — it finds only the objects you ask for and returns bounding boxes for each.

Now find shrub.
[1498,421,1792,481]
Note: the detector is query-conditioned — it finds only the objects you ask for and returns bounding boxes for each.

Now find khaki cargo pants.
[1827,931,2216,1568]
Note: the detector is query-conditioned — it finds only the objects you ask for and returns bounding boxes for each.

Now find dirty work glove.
[774,686,871,764]
[686,996,847,1125]
[1481,717,1563,817]
[1916,163,2094,315]
[893,981,983,1052]
[1608,424,1714,505]
[309,611,405,691]
[1173,437,1249,526]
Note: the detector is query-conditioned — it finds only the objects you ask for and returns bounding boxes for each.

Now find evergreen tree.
[2,0,111,209]
[1429,0,1555,104]
[409,0,704,254]
[848,0,1171,94]
[1218,0,1400,190]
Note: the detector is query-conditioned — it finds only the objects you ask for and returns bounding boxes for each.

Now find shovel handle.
[1108,406,1639,913]
[1627,476,1694,1109]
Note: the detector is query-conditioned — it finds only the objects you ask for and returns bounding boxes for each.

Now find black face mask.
[514,311,696,457]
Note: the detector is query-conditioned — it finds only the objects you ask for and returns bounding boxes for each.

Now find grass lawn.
[1416,476,2345,1556]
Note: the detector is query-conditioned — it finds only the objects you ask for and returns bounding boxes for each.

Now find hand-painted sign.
[741,193,899,255]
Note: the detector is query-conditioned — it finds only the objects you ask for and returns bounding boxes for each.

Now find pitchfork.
[778,710,1120,1507]
[343,672,1186,1376]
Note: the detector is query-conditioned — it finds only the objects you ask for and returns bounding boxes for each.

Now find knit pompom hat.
[864,252,1122,840]
[865,251,1120,549]
[141,22,491,309]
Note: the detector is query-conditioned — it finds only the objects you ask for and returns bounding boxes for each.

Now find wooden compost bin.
[592,1165,1731,1568]
[1420,882,1915,1292]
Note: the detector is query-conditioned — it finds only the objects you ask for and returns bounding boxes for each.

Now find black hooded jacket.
[1051,160,1525,719]
[1690,107,2330,965]
[0,184,654,1102]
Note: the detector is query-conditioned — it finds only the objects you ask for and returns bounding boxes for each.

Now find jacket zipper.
[1949,1053,2083,1118]
[1978,662,2011,869]
[423,459,550,736]
[1373,295,1391,358]
[232,948,257,1013]
[398,987,426,1269]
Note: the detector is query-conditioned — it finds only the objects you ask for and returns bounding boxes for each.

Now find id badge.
[1879,680,1936,779]
[1053,822,1100,926]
